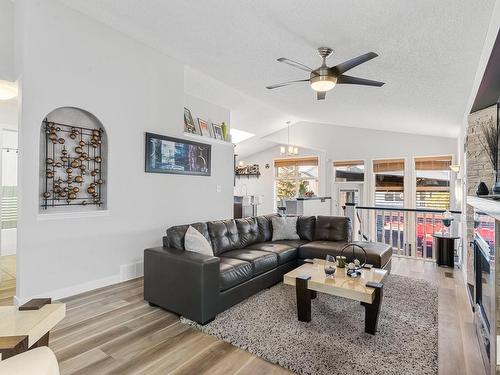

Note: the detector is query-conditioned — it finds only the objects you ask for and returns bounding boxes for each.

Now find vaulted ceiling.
[61,0,496,138]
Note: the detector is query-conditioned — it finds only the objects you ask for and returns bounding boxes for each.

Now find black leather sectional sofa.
[144,215,392,324]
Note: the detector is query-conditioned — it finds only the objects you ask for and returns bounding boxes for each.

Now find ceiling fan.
[266,47,384,100]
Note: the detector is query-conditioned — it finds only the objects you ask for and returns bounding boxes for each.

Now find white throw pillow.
[184,226,214,256]
[271,216,300,241]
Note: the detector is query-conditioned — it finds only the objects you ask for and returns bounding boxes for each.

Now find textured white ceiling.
[60,0,496,138]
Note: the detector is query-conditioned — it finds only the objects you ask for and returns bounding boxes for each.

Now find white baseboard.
[14,261,144,305]
[120,261,144,281]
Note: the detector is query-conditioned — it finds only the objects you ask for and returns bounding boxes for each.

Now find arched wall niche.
[39,106,108,213]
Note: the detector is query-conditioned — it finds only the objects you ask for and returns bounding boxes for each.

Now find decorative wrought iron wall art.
[41,118,105,209]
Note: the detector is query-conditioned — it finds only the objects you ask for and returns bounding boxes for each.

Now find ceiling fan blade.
[337,75,385,87]
[317,92,326,100]
[266,79,309,90]
[330,52,378,75]
[277,58,312,72]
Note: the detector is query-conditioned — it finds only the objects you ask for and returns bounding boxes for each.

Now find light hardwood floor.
[44,257,485,374]
[0,255,16,306]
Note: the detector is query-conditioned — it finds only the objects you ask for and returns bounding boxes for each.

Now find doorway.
[333,183,364,216]
[0,82,18,306]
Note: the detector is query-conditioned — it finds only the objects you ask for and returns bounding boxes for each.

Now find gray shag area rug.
[182,274,438,375]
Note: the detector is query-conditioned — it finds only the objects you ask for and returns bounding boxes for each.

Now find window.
[2,130,17,229]
[373,159,405,247]
[230,128,254,144]
[415,156,451,210]
[414,156,452,258]
[373,159,405,208]
[333,160,365,182]
[275,157,319,201]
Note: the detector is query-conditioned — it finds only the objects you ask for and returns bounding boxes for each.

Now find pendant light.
[280,121,299,156]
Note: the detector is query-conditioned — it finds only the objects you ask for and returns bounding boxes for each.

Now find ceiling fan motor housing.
[310,67,337,92]
[318,47,334,59]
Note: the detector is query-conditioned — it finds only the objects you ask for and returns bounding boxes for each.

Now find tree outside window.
[274,157,319,202]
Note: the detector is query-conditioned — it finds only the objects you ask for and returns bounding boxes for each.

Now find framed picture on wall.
[183,108,197,134]
[212,124,223,140]
[145,132,211,176]
[198,118,211,137]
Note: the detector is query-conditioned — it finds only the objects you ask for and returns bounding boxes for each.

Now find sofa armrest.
[144,247,220,324]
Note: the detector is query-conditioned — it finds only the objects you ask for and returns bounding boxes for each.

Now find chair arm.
[0,347,60,375]
[144,247,220,324]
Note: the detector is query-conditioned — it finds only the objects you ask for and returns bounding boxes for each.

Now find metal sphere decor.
[339,243,367,278]
[41,116,105,209]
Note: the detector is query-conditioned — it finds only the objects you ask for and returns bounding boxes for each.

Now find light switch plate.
[216,185,221,193]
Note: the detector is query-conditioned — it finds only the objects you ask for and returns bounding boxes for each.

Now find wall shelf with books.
[183,106,232,145]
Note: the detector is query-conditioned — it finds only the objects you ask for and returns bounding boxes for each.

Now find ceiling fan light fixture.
[310,75,337,92]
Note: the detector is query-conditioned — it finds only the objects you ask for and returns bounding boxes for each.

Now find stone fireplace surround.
[466,104,498,286]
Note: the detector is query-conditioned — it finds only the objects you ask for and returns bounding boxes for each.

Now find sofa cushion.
[298,240,392,268]
[350,241,393,268]
[221,249,278,276]
[298,241,347,260]
[184,226,213,256]
[219,257,253,291]
[166,222,210,250]
[207,219,240,255]
[235,217,259,248]
[297,216,316,241]
[245,241,304,264]
[256,214,278,242]
[272,216,300,241]
[313,216,351,242]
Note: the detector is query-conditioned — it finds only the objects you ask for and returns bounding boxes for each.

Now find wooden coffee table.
[283,259,387,334]
[0,300,65,360]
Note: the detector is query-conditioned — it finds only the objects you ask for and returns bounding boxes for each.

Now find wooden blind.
[333,160,364,167]
[274,156,319,168]
[373,159,405,173]
[415,156,452,171]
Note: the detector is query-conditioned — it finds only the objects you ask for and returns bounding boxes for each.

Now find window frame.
[413,154,453,210]
[274,156,320,201]
[333,160,366,183]
[372,157,407,208]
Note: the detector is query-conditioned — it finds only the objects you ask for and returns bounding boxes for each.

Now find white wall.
[265,121,458,162]
[238,121,458,214]
[14,0,234,300]
[0,0,14,81]
[0,101,18,131]
[185,66,301,158]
